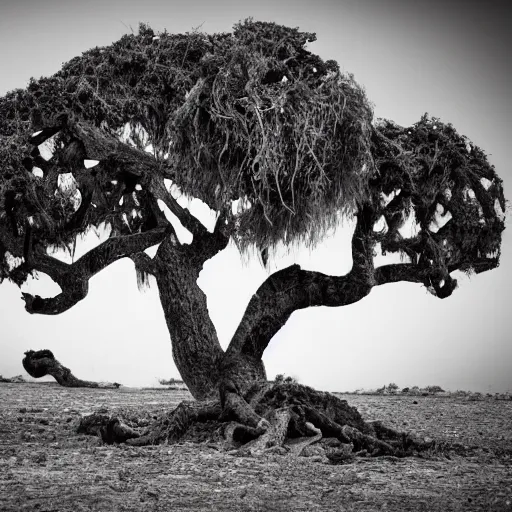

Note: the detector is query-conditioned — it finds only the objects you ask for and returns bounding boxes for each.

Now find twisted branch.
[22,226,169,314]
[227,210,375,359]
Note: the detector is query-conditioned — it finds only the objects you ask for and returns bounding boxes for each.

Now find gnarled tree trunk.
[153,233,227,400]
[151,225,269,429]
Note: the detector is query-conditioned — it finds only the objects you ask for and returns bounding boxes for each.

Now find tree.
[0,21,505,456]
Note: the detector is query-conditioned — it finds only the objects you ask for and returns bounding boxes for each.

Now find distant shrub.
[374,383,399,394]
[387,382,399,394]
[424,385,445,394]
[402,385,445,395]
[158,378,187,387]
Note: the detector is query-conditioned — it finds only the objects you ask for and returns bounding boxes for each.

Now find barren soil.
[0,383,511,511]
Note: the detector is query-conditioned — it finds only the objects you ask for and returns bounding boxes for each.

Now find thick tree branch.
[67,118,157,177]
[30,117,206,238]
[227,209,377,360]
[22,283,88,315]
[67,118,207,237]
[72,119,210,238]
[227,264,373,360]
[374,264,424,285]
[22,226,169,314]
[76,227,169,277]
[25,251,70,283]
[148,176,206,236]
[228,265,372,358]
[377,262,458,298]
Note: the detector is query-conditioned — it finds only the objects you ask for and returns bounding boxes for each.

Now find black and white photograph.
[0,0,510,510]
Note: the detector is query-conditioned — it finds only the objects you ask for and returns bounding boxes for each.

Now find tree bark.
[154,235,225,400]
[152,222,268,401]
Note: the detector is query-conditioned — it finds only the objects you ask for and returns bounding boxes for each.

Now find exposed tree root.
[22,349,121,388]
[77,382,438,462]
[129,401,223,446]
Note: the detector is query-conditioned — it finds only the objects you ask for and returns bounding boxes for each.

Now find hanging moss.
[0,20,374,262]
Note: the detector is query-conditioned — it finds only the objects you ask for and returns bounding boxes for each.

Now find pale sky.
[1,0,511,393]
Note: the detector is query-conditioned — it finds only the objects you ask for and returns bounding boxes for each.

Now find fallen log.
[22,349,121,388]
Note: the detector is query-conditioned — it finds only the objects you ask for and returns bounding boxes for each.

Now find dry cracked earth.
[0,382,511,511]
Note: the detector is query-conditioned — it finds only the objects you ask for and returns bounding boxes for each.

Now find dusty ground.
[0,383,511,511]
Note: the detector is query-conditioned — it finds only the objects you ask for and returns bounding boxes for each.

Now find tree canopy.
[0,19,506,305]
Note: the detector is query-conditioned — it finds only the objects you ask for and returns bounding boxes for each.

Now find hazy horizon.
[1,0,511,393]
